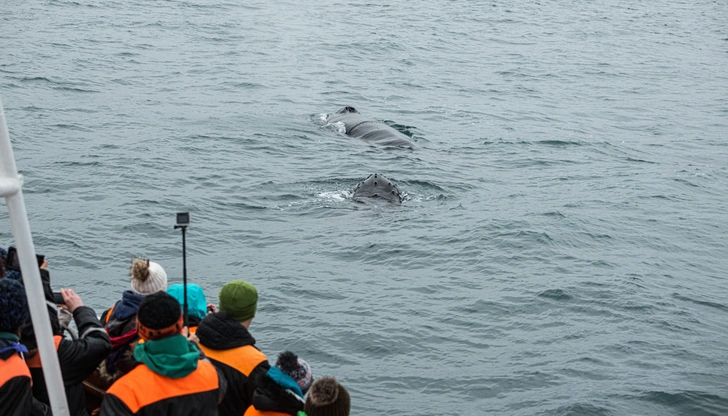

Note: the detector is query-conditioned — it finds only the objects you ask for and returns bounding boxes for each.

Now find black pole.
[181,226,188,328]
[174,223,188,328]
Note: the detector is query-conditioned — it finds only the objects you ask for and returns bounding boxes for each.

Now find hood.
[113,290,145,321]
[167,283,208,321]
[196,311,256,350]
[133,334,199,378]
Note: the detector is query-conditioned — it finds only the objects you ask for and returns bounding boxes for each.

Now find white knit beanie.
[130,259,168,296]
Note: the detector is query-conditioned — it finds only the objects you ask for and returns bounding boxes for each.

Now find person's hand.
[206,303,217,314]
[59,289,83,313]
[40,260,48,270]
[182,326,199,345]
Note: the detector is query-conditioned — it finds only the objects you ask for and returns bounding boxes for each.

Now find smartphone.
[53,291,65,305]
[5,247,45,272]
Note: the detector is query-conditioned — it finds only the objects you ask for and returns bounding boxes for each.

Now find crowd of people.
[0,247,351,416]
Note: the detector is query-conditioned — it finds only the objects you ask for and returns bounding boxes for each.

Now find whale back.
[326,106,415,148]
[353,173,403,204]
[348,122,413,147]
[327,113,369,132]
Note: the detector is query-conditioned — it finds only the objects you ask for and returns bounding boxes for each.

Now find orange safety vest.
[198,344,267,378]
[24,335,63,369]
[0,353,32,387]
[106,359,219,414]
[243,407,291,416]
[104,304,116,324]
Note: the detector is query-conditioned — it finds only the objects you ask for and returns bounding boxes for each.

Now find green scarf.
[133,334,199,378]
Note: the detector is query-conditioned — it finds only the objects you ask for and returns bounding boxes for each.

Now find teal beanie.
[167,283,207,320]
[219,280,258,322]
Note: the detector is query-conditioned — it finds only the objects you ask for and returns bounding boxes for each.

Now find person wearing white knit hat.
[95,258,168,387]
[130,259,168,296]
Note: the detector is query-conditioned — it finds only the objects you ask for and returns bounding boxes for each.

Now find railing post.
[0,95,70,416]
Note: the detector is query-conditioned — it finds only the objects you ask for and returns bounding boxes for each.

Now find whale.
[326,106,415,148]
[353,173,404,204]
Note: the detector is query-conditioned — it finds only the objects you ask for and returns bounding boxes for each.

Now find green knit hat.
[219,280,258,322]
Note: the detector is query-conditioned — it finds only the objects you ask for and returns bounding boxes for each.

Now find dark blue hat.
[0,278,29,333]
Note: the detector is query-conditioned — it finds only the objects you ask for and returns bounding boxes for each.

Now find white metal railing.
[0,94,70,416]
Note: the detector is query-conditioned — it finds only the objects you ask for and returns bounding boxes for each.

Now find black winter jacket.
[249,372,305,415]
[196,312,271,416]
[27,306,112,416]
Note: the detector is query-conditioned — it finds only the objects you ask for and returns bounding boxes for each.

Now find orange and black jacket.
[0,337,50,416]
[25,305,111,416]
[1,337,34,416]
[99,357,226,415]
[196,311,271,416]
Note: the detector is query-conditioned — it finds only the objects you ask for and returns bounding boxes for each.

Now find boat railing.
[0,94,71,416]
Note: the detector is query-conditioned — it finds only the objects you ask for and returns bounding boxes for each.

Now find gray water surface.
[2,0,727,414]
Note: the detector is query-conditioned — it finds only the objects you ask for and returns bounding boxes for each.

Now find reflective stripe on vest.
[25,335,63,369]
[0,353,32,387]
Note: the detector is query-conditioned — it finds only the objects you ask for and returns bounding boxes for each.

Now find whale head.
[336,106,359,115]
[353,173,403,204]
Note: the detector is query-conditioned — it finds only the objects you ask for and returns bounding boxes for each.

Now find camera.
[4,247,44,272]
[176,212,190,227]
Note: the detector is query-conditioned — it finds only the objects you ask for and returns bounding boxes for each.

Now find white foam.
[330,121,346,134]
[318,190,349,201]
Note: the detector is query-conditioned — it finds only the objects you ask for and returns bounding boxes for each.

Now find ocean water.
[2,0,728,414]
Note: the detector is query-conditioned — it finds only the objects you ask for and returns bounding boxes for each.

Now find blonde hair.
[130,258,151,282]
[129,258,167,296]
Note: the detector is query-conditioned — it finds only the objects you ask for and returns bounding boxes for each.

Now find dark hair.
[0,255,5,278]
